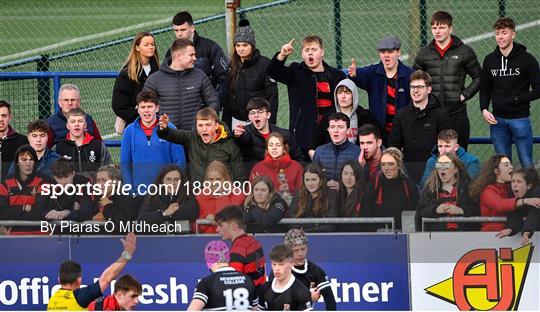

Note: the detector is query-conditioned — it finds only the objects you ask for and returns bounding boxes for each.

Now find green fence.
[1,0,539,162]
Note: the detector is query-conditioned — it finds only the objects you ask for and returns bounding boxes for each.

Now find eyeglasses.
[435,162,454,170]
[248,109,267,116]
[380,162,397,168]
[163,177,181,183]
[410,85,427,91]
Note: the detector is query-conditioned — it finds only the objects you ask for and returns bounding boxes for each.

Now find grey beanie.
[234,19,256,47]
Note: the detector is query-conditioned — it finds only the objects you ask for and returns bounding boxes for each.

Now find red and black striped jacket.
[0,175,47,221]
[230,233,266,288]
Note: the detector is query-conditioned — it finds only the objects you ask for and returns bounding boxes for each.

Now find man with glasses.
[46,84,102,147]
[389,70,452,184]
[233,97,303,169]
[348,36,414,145]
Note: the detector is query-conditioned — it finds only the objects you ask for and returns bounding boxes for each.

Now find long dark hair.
[142,165,188,208]
[226,44,254,93]
[296,163,329,217]
[338,160,365,217]
[469,154,508,200]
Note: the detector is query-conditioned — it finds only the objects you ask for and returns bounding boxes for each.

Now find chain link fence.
[1,0,539,162]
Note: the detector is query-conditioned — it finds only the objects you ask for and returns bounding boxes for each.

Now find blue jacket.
[313,140,360,181]
[350,60,414,129]
[8,148,60,179]
[46,110,101,147]
[120,118,186,193]
[420,146,481,189]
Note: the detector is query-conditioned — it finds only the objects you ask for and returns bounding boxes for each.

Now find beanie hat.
[284,228,307,247]
[204,240,230,269]
[234,19,256,47]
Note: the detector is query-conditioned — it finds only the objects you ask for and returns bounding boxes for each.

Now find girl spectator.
[364,147,418,231]
[138,165,199,232]
[0,145,48,234]
[288,163,338,232]
[496,168,540,244]
[93,164,143,225]
[250,132,303,205]
[112,32,159,133]
[196,161,245,233]
[243,176,286,233]
[338,160,369,231]
[416,153,477,231]
[469,155,525,231]
[222,20,278,127]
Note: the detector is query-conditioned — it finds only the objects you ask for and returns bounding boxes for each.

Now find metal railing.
[195,217,395,234]
[421,216,507,232]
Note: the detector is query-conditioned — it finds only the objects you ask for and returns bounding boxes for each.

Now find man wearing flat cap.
[347,36,414,146]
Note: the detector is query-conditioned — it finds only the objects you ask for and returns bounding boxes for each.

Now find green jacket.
[413,35,481,115]
[157,122,244,182]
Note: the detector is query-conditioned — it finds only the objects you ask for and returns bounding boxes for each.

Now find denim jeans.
[490,116,533,168]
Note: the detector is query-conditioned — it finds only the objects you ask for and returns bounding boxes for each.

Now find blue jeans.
[490,117,533,168]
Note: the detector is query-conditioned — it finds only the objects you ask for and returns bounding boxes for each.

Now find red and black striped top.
[385,73,398,134]
[0,176,46,221]
[230,233,266,287]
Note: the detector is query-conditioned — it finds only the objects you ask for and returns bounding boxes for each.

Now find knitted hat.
[234,19,256,47]
[284,228,308,247]
[204,240,230,269]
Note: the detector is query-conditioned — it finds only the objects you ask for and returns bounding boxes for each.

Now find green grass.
[1,0,539,164]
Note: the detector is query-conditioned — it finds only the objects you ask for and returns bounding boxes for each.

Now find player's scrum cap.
[204,240,230,269]
[284,228,307,246]
[377,36,401,51]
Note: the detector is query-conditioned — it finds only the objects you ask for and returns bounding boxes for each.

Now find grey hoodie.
[334,79,359,143]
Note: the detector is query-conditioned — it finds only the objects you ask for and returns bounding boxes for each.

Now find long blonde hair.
[204,160,233,183]
[425,153,468,196]
[124,32,159,82]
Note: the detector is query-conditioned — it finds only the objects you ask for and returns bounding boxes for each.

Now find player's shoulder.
[291,277,310,293]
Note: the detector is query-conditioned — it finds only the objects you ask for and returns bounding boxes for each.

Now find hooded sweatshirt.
[334,79,379,144]
[480,42,540,118]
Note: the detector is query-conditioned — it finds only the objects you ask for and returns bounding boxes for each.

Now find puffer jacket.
[157,122,245,182]
[313,140,361,181]
[143,61,220,130]
[223,49,278,125]
[413,35,481,115]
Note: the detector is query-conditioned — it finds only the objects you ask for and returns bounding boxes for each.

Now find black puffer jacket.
[112,58,159,124]
[143,61,220,130]
[223,49,278,126]
[267,54,345,150]
[243,194,287,233]
[413,36,481,115]
[416,178,479,231]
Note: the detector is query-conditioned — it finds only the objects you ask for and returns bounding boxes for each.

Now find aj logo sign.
[425,244,534,311]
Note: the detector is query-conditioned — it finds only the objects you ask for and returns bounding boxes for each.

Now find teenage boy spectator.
[348,36,414,144]
[39,158,97,223]
[480,17,540,168]
[8,120,60,178]
[88,274,142,311]
[333,79,379,144]
[268,36,345,156]
[164,11,228,100]
[46,84,102,148]
[47,233,136,310]
[358,124,384,182]
[233,97,303,165]
[120,90,186,193]
[157,107,244,182]
[187,240,257,311]
[389,70,452,184]
[0,145,47,234]
[257,244,312,311]
[215,205,266,292]
[144,38,220,130]
[413,11,481,150]
[420,129,480,189]
[0,100,28,180]
[52,108,112,174]
[312,112,360,190]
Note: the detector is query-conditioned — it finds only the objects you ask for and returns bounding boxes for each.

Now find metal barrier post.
[37,55,51,119]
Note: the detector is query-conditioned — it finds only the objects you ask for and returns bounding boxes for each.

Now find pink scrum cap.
[204,240,230,269]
